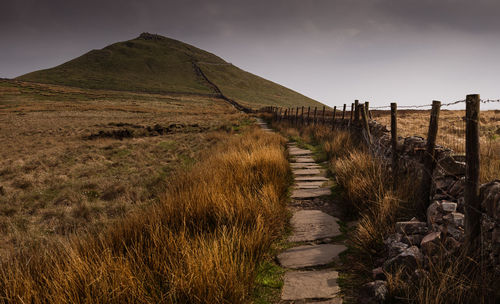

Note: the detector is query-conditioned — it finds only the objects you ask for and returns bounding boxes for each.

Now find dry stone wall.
[354,119,500,279]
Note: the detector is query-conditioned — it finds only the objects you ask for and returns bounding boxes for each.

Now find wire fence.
[261,98,499,182]
[369,99,499,182]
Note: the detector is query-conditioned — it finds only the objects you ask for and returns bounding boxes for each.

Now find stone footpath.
[256,119,345,303]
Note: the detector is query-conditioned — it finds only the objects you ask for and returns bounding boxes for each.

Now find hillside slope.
[17,33,324,110]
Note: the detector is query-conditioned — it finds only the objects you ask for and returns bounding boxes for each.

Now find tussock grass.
[0,129,290,303]
[271,119,498,303]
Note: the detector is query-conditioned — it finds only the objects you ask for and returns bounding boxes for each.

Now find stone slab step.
[289,210,341,242]
[291,157,316,163]
[290,163,321,169]
[293,169,321,176]
[291,188,332,199]
[289,147,313,156]
[278,244,347,269]
[281,269,340,301]
[295,176,330,182]
[295,181,326,189]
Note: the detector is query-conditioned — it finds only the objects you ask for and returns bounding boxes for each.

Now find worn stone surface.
[401,234,424,246]
[289,147,313,156]
[291,157,316,163]
[289,210,341,242]
[295,181,326,189]
[443,212,464,227]
[292,188,332,199]
[293,168,322,176]
[395,221,428,235]
[359,280,388,304]
[438,156,466,176]
[278,244,347,269]
[281,270,340,301]
[440,201,457,213]
[295,176,330,182]
[291,162,321,168]
[420,231,441,255]
[384,246,423,270]
[386,241,408,258]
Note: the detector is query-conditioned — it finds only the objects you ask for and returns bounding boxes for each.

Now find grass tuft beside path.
[0,128,291,303]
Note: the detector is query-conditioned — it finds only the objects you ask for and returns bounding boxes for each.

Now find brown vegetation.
[0,127,290,303]
[372,109,499,181]
[270,119,496,303]
[0,79,248,257]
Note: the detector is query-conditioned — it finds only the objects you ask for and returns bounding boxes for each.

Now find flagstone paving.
[278,244,347,269]
[291,188,332,199]
[281,270,341,301]
[293,168,322,176]
[257,119,343,303]
[288,210,342,242]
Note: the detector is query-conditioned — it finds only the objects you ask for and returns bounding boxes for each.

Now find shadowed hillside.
[17,33,324,110]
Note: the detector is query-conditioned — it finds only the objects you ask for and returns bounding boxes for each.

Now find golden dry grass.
[372,109,500,181]
[0,128,290,303]
[270,118,497,303]
[0,79,250,258]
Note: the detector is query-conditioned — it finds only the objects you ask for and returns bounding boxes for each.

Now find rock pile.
[351,119,500,303]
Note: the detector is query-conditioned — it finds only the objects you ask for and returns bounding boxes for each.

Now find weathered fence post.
[420,100,441,216]
[350,103,354,122]
[307,107,311,125]
[465,94,481,249]
[391,103,398,190]
[332,106,337,130]
[342,104,346,120]
[321,106,326,125]
[366,101,372,120]
[279,108,282,122]
[354,100,360,123]
[301,106,304,126]
[295,107,299,125]
[360,103,371,144]
[313,107,317,125]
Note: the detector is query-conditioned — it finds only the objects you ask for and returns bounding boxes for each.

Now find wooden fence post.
[360,103,371,144]
[305,107,309,125]
[350,103,354,122]
[313,107,317,125]
[295,107,299,125]
[321,106,326,125]
[342,104,346,120]
[420,100,441,216]
[301,106,304,125]
[465,94,481,249]
[366,101,372,120]
[354,100,360,123]
[332,106,337,130]
[391,103,398,190]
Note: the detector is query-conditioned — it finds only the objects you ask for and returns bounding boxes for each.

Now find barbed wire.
[368,98,500,110]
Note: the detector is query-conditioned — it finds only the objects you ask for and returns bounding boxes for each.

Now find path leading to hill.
[256,119,346,303]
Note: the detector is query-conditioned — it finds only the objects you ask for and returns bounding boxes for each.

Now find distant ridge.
[17,33,324,110]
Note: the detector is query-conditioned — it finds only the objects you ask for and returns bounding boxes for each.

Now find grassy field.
[0,126,290,303]
[0,79,251,258]
[371,109,499,181]
[16,33,323,110]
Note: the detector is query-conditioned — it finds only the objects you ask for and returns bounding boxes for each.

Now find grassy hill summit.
[17,33,324,110]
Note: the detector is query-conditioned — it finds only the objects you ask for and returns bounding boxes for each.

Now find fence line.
[261,94,499,249]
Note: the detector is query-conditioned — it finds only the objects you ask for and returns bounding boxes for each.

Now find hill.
[17,33,324,110]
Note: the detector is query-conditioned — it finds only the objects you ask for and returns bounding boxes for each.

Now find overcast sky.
[1,0,500,109]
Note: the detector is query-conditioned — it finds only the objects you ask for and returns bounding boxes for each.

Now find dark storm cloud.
[1,0,500,107]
